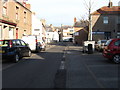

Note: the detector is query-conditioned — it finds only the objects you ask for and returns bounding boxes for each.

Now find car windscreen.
[101,40,107,43]
[105,39,112,46]
[0,40,9,47]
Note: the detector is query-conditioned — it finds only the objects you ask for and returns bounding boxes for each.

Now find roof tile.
[91,6,120,15]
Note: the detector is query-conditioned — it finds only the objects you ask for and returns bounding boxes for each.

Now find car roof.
[111,38,120,41]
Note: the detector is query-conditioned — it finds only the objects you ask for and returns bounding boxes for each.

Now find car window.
[20,40,26,46]
[97,41,100,44]
[114,40,120,46]
[16,40,21,46]
[12,40,16,46]
[0,40,9,47]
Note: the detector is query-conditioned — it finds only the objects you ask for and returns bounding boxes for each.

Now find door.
[0,26,2,40]
[114,40,120,54]
[15,40,23,57]
[19,40,29,56]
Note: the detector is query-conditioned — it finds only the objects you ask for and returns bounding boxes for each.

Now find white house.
[32,13,42,36]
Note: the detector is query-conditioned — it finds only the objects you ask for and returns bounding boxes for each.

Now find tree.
[83,0,94,41]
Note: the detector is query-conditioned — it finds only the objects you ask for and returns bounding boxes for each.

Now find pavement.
[65,43,119,88]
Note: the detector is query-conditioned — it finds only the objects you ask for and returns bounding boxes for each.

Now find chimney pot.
[74,17,77,23]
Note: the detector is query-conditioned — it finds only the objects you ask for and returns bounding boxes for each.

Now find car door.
[15,40,23,57]
[114,40,120,54]
[19,40,29,56]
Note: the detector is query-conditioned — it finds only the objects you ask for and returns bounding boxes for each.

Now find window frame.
[103,16,108,24]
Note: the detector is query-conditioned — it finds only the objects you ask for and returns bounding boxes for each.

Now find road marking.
[60,46,68,70]
[60,61,65,70]
[2,63,16,71]
[84,62,105,88]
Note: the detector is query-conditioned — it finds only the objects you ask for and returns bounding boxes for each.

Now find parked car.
[22,35,46,52]
[0,39,31,63]
[103,38,120,64]
[95,40,107,51]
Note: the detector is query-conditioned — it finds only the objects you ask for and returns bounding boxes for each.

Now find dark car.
[103,38,120,64]
[0,39,31,63]
[95,40,107,51]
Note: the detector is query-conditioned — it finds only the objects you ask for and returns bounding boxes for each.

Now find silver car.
[95,40,107,51]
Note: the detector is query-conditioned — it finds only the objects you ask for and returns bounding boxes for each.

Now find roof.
[74,21,89,27]
[14,0,32,12]
[91,6,120,15]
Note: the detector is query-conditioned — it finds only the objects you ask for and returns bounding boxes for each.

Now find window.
[20,40,26,46]
[70,30,73,32]
[16,6,19,20]
[3,6,7,15]
[16,40,21,46]
[2,0,7,15]
[24,11,27,23]
[117,32,120,38]
[114,40,120,46]
[12,40,16,46]
[103,16,108,24]
[34,29,40,31]
[118,16,120,24]
[23,30,26,36]
[104,32,111,39]
[0,40,9,47]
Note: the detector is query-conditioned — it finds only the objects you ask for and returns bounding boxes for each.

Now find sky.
[28,0,119,26]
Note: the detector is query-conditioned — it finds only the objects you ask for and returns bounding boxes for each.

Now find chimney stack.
[108,0,113,8]
[74,17,77,23]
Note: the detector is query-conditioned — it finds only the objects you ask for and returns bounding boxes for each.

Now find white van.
[22,35,46,52]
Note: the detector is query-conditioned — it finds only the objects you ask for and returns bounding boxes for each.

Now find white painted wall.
[32,13,42,36]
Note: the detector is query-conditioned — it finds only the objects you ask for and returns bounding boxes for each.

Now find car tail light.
[36,39,37,43]
[9,41,12,48]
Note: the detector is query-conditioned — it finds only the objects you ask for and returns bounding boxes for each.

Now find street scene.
[2,42,120,88]
[0,0,120,89]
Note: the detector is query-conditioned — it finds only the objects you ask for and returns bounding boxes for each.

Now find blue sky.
[28,0,119,26]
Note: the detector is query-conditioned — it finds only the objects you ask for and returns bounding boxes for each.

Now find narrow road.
[2,42,119,89]
[2,42,66,88]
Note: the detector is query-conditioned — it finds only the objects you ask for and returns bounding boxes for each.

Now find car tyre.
[113,55,120,64]
[13,54,19,63]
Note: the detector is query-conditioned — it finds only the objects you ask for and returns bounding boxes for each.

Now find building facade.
[32,12,42,36]
[62,25,74,41]
[0,0,32,39]
[73,17,88,45]
[91,1,120,41]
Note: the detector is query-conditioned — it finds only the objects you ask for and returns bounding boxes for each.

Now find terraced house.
[0,0,32,39]
[91,1,120,41]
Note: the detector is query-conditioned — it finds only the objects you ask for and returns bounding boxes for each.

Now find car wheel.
[113,55,120,64]
[14,54,19,63]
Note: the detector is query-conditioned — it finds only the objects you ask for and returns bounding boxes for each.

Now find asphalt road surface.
[2,42,120,89]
